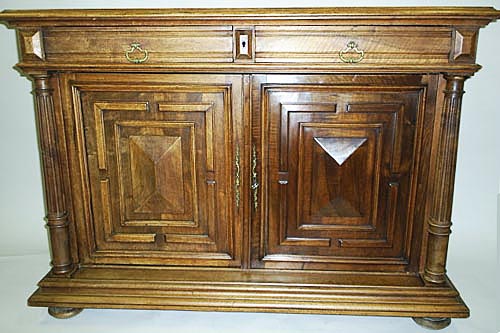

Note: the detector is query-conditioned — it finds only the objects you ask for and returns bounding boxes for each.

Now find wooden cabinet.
[1,7,499,329]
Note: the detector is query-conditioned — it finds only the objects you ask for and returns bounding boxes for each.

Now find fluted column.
[33,74,73,275]
[423,75,467,284]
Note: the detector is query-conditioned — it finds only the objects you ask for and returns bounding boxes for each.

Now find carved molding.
[93,102,149,169]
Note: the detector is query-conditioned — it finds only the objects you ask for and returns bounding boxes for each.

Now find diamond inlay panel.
[129,135,185,214]
[117,122,196,225]
[305,126,378,226]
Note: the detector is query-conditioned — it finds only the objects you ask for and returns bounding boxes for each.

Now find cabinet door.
[69,74,243,267]
[251,75,429,272]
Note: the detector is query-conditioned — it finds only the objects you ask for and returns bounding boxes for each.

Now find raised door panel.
[251,75,427,272]
[69,74,243,267]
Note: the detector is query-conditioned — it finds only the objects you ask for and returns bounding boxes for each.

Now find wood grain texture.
[28,266,469,318]
[69,73,243,267]
[1,7,498,74]
[0,6,498,326]
[33,75,74,275]
[43,27,233,64]
[255,26,451,65]
[423,75,466,284]
[251,75,424,271]
[0,7,498,26]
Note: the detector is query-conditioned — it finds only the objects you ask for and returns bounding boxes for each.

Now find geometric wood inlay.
[257,77,423,271]
[71,75,242,267]
[94,102,149,169]
[100,178,156,243]
[129,135,185,214]
[314,137,367,166]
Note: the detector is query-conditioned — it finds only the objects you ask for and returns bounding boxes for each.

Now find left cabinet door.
[64,73,244,267]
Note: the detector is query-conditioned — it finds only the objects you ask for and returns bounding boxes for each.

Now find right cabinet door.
[252,74,434,272]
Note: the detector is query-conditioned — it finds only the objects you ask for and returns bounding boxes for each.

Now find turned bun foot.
[412,317,451,330]
[48,307,83,319]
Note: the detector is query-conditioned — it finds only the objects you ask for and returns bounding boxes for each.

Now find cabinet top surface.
[1,7,499,26]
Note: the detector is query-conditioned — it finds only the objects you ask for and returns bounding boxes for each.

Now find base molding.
[30,266,469,319]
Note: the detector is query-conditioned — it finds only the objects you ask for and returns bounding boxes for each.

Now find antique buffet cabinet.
[0,7,498,330]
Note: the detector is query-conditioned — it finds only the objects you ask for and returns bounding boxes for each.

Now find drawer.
[43,26,234,64]
[255,26,452,64]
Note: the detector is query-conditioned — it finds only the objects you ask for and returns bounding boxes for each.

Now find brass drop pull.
[251,144,259,210]
[235,145,241,208]
[125,42,149,64]
[339,41,364,63]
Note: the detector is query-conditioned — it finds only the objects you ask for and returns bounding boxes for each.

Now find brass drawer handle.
[125,42,149,64]
[339,41,364,63]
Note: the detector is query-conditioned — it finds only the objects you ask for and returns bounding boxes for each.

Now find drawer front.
[255,26,452,64]
[44,26,234,64]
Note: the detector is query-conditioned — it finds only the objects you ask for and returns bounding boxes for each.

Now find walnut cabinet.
[1,7,498,329]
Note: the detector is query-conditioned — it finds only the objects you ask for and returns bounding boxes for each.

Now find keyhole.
[238,33,250,57]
